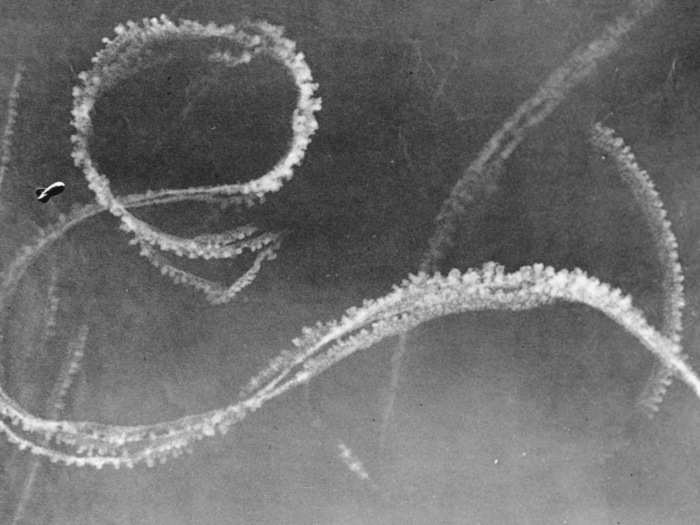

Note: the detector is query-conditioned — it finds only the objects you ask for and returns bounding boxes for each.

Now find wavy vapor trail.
[590,123,685,416]
[5,260,83,524]
[69,16,320,304]
[2,251,700,470]
[0,15,324,469]
[0,2,697,493]
[379,0,665,448]
[9,324,89,525]
[0,62,23,198]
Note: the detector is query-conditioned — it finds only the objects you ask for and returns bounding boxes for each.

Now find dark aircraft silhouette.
[36,181,65,203]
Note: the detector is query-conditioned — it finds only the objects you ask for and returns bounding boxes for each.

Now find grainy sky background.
[2,1,700,523]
